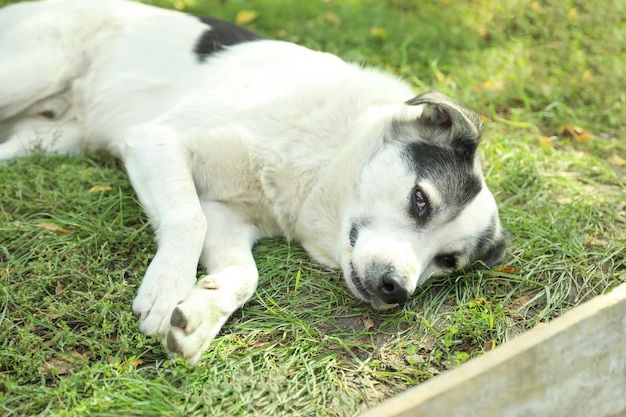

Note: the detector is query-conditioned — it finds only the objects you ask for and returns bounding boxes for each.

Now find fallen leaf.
[559,124,583,138]
[485,340,495,351]
[587,237,609,247]
[37,222,70,235]
[507,294,537,307]
[362,311,374,331]
[494,266,518,274]
[55,281,64,296]
[370,27,388,40]
[235,10,258,25]
[384,64,400,74]
[482,79,504,91]
[540,135,555,146]
[88,185,112,192]
[559,125,594,142]
[129,358,144,369]
[43,357,70,375]
[609,153,626,166]
[406,354,424,365]
[69,350,88,360]
[324,12,341,25]
[428,367,441,376]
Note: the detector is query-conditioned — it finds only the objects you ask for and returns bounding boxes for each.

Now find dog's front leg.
[123,127,207,337]
[165,201,260,365]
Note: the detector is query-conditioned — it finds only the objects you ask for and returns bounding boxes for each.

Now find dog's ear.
[405,91,483,152]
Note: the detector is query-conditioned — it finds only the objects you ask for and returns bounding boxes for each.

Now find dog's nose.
[377,270,409,305]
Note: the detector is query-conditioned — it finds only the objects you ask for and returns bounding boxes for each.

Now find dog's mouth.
[348,262,398,310]
[350,263,373,299]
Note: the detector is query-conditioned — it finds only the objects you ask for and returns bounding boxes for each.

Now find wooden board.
[361,282,626,417]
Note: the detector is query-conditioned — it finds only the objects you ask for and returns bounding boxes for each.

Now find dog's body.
[0,0,506,364]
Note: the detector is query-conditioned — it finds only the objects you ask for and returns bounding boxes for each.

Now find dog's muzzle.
[350,262,409,306]
[377,268,409,305]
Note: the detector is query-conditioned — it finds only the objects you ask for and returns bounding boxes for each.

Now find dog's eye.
[414,187,428,215]
[435,254,458,269]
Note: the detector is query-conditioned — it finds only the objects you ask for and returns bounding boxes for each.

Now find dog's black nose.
[377,271,409,305]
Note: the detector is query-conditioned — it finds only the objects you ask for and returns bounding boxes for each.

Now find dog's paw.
[164,276,230,365]
[132,270,196,336]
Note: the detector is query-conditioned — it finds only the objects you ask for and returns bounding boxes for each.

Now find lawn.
[0,0,624,416]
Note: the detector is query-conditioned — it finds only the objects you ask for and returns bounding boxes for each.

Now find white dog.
[0,0,507,364]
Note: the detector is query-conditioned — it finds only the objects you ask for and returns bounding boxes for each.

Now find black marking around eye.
[194,17,262,63]
[402,141,482,214]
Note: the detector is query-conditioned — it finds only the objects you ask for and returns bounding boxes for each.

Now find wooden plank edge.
[360,282,626,417]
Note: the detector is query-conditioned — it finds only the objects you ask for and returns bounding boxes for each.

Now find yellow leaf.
[609,153,626,166]
[370,27,388,40]
[37,222,70,235]
[362,311,375,331]
[88,185,112,193]
[130,358,144,369]
[587,237,609,248]
[481,79,504,91]
[559,124,583,138]
[235,10,258,25]
[55,281,64,296]
[540,135,554,146]
[324,12,341,25]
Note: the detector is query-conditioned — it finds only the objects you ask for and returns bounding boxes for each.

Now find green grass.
[1,0,625,415]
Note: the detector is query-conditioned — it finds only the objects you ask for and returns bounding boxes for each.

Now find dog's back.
[0,0,172,156]
[0,0,414,165]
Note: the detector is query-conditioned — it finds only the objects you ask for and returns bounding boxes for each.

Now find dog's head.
[339,91,507,309]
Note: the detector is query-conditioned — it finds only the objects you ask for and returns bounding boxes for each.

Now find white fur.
[0,0,503,364]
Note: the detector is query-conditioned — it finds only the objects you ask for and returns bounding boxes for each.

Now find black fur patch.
[194,17,262,62]
[402,141,482,222]
[473,221,509,269]
[349,218,370,248]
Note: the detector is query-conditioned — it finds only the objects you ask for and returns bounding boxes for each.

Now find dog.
[0,0,507,365]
